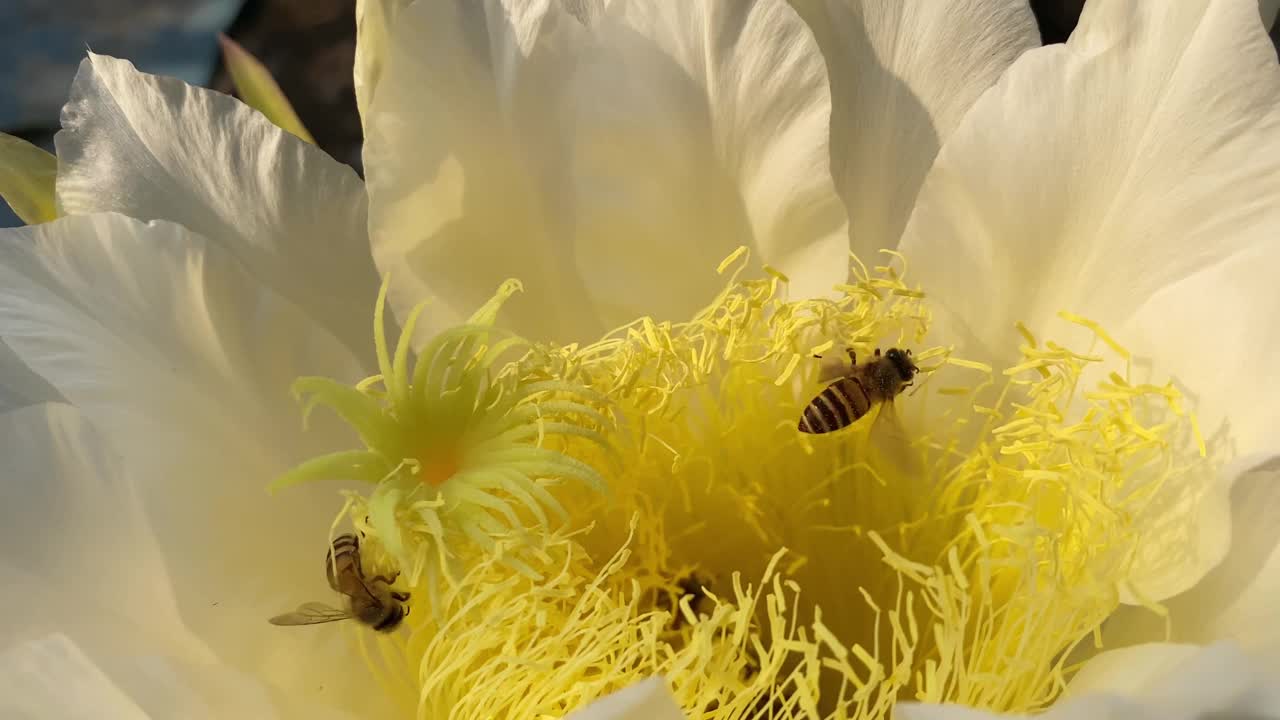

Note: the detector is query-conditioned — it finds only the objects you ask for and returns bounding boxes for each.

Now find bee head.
[884,348,918,382]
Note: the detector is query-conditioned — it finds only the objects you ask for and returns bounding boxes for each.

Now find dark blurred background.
[1,0,1277,227]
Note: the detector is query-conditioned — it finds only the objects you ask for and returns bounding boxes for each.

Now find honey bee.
[797,347,918,434]
[656,573,712,630]
[269,533,409,632]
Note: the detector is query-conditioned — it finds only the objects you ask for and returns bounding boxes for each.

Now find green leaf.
[218,34,316,144]
[0,133,57,224]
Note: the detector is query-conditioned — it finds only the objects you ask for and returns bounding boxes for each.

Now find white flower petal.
[0,403,365,719]
[0,214,389,715]
[1067,642,1251,700]
[0,404,207,663]
[102,654,361,720]
[363,0,589,341]
[365,0,846,343]
[353,0,406,123]
[1116,190,1280,605]
[565,677,686,720]
[1142,457,1280,667]
[55,53,378,360]
[900,642,1280,720]
[1118,240,1280,464]
[0,339,60,410]
[1108,240,1280,602]
[898,0,1280,364]
[568,0,847,324]
[0,634,359,720]
[1214,562,1280,676]
[0,635,149,720]
[789,0,1039,255]
[897,705,1008,720]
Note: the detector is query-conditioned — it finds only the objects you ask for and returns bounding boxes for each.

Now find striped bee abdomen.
[325,533,362,591]
[799,377,871,434]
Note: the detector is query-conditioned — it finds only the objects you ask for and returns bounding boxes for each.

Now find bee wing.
[870,395,902,430]
[269,601,351,626]
[868,401,924,479]
[817,355,853,383]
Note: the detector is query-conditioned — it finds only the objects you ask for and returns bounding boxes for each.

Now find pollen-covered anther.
[357,247,1211,720]
[271,250,1207,720]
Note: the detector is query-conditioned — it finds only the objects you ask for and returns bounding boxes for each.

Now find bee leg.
[369,573,400,586]
[390,591,411,602]
[845,348,857,365]
[874,347,882,357]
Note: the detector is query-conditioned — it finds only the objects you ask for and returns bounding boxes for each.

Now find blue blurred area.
[1,0,242,227]
[0,200,17,229]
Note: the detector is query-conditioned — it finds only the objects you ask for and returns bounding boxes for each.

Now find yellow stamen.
[282,251,1211,719]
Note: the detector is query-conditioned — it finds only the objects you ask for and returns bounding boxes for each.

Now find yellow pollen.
[281,251,1211,720]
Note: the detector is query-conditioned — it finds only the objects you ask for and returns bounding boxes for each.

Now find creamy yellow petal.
[364,0,846,344]
[0,635,150,720]
[899,0,1280,365]
[0,339,60,411]
[0,403,203,650]
[789,0,1039,256]
[55,53,377,361]
[902,643,1280,719]
[0,634,360,719]
[1101,458,1280,668]
[1067,642,1280,717]
[0,214,390,716]
[353,0,411,125]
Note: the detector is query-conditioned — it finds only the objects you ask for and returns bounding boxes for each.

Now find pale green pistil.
[268,277,614,595]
